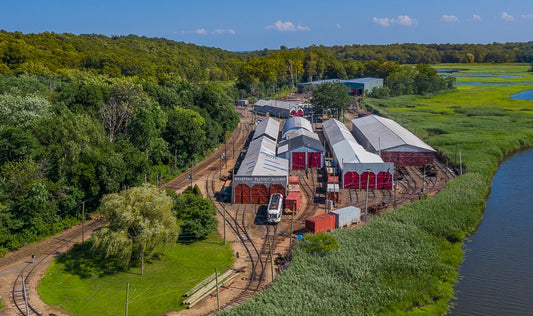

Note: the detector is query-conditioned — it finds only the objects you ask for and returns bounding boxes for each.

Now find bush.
[301,232,339,255]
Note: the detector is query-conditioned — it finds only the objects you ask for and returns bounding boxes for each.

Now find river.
[450,148,533,315]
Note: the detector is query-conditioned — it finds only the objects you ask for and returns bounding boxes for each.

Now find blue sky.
[1,0,533,51]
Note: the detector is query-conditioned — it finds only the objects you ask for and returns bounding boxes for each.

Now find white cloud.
[214,29,236,35]
[336,23,342,29]
[195,28,207,35]
[502,12,514,21]
[441,15,459,22]
[373,15,417,27]
[473,14,481,21]
[265,20,310,32]
[180,28,235,35]
[396,15,418,26]
[521,14,533,19]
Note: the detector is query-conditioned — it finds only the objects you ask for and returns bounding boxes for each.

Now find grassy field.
[39,235,233,316]
[221,64,533,315]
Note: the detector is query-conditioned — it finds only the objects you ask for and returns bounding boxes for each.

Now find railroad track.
[202,176,285,313]
[10,220,101,316]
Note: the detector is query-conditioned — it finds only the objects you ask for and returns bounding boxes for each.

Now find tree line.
[0,72,237,255]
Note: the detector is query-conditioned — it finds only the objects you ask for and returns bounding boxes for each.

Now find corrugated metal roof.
[323,119,384,164]
[236,136,288,177]
[254,99,301,110]
[352,115,435,152]
[277,135,324,155]
[253,117,280,142]
[299,77,383,85]
[282,128,320,141]
[282,116,313,136]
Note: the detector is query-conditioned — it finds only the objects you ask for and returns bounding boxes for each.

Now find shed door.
[269,184,285,198]
[360,172,376,190]
[343,172,359,189]
[307,152,321,168]
[251,184,269,204]
[235,184,250,204]
[292,152,306,170]
[376,172,393,190]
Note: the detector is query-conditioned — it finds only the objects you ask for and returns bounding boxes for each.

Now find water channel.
[450,148,533,315]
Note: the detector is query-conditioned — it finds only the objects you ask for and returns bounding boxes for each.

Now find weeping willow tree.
[91,184,179,275]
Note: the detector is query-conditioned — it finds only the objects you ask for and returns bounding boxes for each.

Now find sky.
[1,0,533,52]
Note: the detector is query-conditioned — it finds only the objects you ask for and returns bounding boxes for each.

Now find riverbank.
[220,64,533,315]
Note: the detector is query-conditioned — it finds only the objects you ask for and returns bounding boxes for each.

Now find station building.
[351,115,436,167]
[278,117,324,170]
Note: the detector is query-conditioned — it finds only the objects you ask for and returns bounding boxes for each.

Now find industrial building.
[252,117,280,142]
[351,115,436,167]
[253,99,305,118]
[233,119,288,204]
[278,117,324,170]
[322,119,393,190]
[298,78,383,96]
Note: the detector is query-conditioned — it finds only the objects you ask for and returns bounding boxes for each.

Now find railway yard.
[0,105,456,315]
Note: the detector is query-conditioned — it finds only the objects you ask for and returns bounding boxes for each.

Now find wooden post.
[82,201,85,243]
[364,173,370,220]
[125,282,129,316]
[290,205,295,250]
[268,236,274,282]
[215,267,220,312]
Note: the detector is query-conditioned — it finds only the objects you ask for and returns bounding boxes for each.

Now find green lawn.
[221,64,533,315]
[39,235,233,316]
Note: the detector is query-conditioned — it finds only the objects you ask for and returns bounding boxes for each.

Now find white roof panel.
[282,128,319,141]
[352,115,435,152]
[282,117,313,136]
[253,117,280,141]
[254,99,301,110]
[323,119,383,165]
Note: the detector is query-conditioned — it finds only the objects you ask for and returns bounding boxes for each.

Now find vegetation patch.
[39,234,233,316]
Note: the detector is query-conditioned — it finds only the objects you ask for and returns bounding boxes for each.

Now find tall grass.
[222,65,533,315]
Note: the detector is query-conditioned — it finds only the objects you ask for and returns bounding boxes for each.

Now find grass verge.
[39,234,233,316]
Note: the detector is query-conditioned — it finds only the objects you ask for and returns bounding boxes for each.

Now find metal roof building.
[351,115,436,167]
[278,117,324,170]
[323,119,393,190]
[233,134,288,204]
[298,78,383,96]
[253,99,304,118]
[252,117,280,142]
[282,116,313,138]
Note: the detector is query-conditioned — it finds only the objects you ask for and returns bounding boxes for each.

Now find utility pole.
[393,182,397,209]
[215,267,220,312]
[268,236,274,282]
[125,282,130,316]
[224,140,227,168]
[223,207,226,244]
[364,172,370,221]
[51,200,55,235]
[290,205,295,250]
[219,154,222,180]
[422,164,426,193]
[82,201,85,243]
[190,161,193,189]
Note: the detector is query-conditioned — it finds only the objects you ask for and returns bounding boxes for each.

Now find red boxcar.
[285,191,301,213]
[288,176,299,185]
[305,213,336,233]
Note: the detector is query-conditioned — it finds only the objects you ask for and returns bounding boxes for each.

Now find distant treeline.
[245,42,533,64]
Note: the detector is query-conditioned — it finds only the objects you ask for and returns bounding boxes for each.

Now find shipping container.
[288,175,300,184]
[327,176,339,184]
[305,213,336,233]
[285,191,301,213]
[288,184,300,193]
[330,206,361,228]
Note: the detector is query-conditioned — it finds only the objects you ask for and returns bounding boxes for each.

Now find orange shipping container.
[285,191,301,212]
[327,176,339,184]
[305,213,336,233]
[288,176,299,184]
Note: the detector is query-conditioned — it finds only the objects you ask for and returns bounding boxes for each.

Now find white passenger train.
[267,193,283,224]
